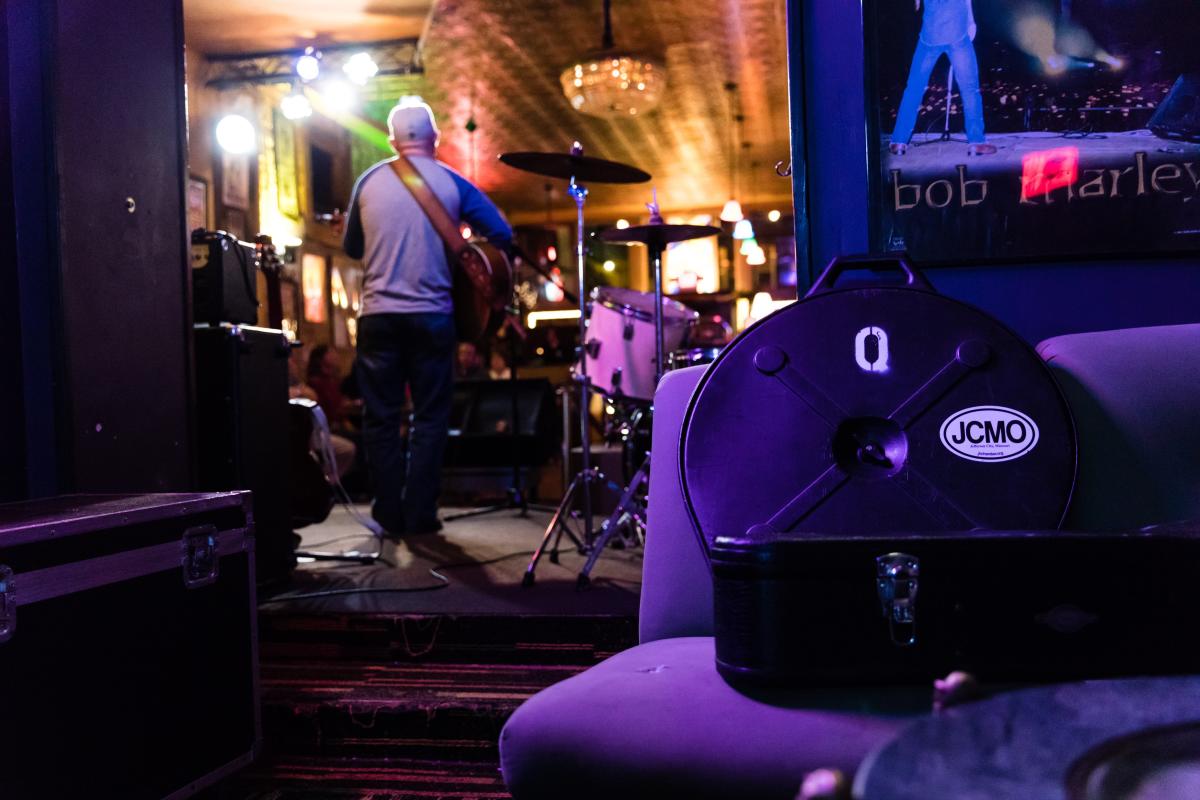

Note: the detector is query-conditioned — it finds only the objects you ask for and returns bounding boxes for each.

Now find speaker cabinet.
[194,324,293,582]
[446,378,558,468]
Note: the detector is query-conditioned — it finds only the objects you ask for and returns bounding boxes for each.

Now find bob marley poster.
[867,0,1200,261]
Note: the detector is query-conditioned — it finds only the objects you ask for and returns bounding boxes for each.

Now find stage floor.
[881,128,1200,175]
[261,503,642,617]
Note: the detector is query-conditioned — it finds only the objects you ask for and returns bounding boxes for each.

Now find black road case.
[0,492,260,799]
[711,525,1200,687]
[194,323,294,582]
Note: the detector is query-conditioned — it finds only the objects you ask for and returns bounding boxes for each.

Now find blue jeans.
[892,35,986,145]
[356,313,455,532]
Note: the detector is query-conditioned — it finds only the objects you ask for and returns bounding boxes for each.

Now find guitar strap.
[388,156,467,258]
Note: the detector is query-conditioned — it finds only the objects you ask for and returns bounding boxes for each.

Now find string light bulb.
[343,52,379,86]
[280,90,312,120]
[295,48,321,82]
[215,114,256,154]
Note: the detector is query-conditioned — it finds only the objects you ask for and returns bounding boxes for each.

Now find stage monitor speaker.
[1149,74,1200,143]
[446,378,558,469]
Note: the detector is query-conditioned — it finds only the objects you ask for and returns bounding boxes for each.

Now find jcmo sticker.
[939,406,1039,463]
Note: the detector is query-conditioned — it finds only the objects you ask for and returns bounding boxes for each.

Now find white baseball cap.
[387,98,439,144]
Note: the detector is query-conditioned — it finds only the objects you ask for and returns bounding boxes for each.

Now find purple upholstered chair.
[1037,323,1200,530]
[499,367,922,799]
[500,323,1200,799]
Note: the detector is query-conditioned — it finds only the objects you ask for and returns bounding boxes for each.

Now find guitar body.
[454,241,513,342]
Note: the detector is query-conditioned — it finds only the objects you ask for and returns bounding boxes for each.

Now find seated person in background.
[307,344,361,430]
[304,344,358,479]
[456,341,487,380]
[288,346,318,402]
[488,349,511,381]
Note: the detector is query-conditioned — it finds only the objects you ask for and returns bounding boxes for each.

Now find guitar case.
[683,254,1200,686]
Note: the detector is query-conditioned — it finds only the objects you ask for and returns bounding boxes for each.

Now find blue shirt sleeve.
[448,169,513,252]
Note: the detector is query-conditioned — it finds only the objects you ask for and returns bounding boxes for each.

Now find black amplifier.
[192,230,259,325]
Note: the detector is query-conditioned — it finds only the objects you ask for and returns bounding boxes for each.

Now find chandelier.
[560,0,665,119]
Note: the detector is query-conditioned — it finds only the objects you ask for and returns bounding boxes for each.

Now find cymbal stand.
[574,238,665,587]
[523,173,611,586]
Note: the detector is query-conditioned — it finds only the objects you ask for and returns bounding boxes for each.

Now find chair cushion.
[500,637,924,800]
[1037,323,1200,530]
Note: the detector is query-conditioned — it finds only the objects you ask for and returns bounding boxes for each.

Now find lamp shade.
[732,218,755,240]
[720,199,744,222]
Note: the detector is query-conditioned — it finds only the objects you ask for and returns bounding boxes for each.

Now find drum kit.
[495,143,723,588]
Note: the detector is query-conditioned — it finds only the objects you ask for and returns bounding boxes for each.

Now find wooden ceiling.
[185,0,793,221]
[184,1,433,54]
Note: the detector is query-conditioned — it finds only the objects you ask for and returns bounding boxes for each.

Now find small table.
[855,676,1200,800]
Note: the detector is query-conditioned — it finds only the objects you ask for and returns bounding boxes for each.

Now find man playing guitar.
[343,99,512,537]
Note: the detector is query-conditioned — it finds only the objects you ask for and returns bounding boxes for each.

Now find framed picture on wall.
[274,110,301,220]
[221,150,251,211]
[186,175,209,234]
[865,0,1200,262]
[221,208,247,240]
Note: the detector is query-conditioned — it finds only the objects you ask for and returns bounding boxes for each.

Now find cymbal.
[599,224,722,246]
[498,151,651,184]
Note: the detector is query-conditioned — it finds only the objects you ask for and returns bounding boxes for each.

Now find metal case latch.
[876,552,919,647]
[182,525,220,589]
[0,565,14,644]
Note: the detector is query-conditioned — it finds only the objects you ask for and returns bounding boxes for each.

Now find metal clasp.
[182,525,220,589]
[0,565,14,644]
[876,552,919,647]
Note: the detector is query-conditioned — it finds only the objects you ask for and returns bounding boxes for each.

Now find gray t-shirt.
[343,156,512,317]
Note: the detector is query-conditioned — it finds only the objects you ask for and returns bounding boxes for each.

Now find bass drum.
[583,286,698,402]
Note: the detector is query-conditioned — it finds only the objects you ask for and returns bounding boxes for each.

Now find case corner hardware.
[182,526,221,589]
[876,552,919,647]
[0,564,14,643]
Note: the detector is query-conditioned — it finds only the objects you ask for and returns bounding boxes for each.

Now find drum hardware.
[498,144,650,587]
[667,347,723,371]
[576,451,650,589]
[572,220,721,586]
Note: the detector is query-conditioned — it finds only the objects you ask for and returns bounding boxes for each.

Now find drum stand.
[523,175,613,587]
[572,239,666,587]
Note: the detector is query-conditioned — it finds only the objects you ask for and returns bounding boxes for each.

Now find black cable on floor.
[257,574,450,606]
[258,550,536,606]
[430,550,536,571]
